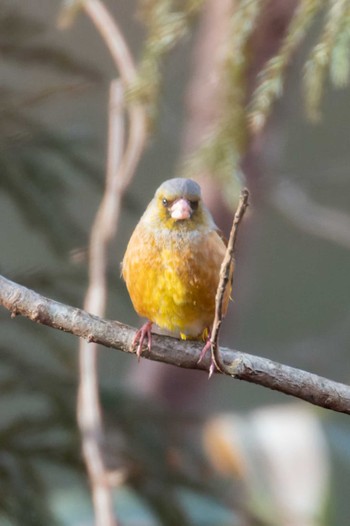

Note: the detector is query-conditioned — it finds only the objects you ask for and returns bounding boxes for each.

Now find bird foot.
[132,321,153,361]
[197,334,216,379]
[197,338,212,363]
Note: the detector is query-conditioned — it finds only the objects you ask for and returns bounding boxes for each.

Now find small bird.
[122,178,232,362]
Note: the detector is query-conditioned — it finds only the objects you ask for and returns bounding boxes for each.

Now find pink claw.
[197,338,212,363]
[208,361,216,379]
[132,321,153,361]
[197,330,217,378]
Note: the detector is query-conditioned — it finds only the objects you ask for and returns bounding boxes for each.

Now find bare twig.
[210,188,249,375]
[83,0,147,188]
[59,1,148,524]
[78,82,124,526]
[1,274,350,415]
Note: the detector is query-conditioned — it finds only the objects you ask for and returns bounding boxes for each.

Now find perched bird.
[122,178,232,361]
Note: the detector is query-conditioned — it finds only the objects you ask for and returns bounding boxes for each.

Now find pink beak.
[170,198,192,220]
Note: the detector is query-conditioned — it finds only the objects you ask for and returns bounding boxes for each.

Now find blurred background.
[1,0,350,525]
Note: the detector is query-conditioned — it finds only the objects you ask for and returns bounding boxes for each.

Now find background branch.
[271,179,350,250]
[77,81,123,526]
[60,2,148,525]
[1,274,350,416]
[83,0,147,189]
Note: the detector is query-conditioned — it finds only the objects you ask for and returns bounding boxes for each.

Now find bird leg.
[197,337,211,364]
[197,329,216,378]
[197,329,217,378]
[132,321,153,361]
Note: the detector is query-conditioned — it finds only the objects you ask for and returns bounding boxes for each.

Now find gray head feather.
[155,178,201,200]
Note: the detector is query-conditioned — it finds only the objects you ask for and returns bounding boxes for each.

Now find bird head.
[143,178,215,232]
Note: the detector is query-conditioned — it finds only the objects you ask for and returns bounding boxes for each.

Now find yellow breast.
[122,222,232,338]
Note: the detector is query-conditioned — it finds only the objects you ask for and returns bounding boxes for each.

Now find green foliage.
[129,0,205,128]
[60,0,350,209]
[181,0,263,208]
[73,0,350,211]
[250,0,350,128]
[249,0,323,131]
[181,0,350,196]
[304,0,350,119]
[330,6,350,88]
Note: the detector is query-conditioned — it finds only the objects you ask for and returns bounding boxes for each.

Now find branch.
[211,188,249,375]
[1,274,350,416]
[77,81,124,526]
[83,0,147,189]
[60,3,147,524]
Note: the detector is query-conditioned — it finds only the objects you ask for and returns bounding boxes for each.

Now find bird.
[121,177,233,364]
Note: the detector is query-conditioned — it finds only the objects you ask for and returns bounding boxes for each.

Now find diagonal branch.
[1,274,350,416]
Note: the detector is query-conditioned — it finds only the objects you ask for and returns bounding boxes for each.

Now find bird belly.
[145,253,212,337]
[122,227,230,339]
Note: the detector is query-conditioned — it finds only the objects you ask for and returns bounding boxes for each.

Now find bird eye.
[162,198,168,207]
[190,200,198,210]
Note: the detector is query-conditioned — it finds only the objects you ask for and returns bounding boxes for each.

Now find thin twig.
[1,274,350,415]
[83,0,147,188]
[210,188,249,375]
[77,82,124,526]
[60,1,147,524]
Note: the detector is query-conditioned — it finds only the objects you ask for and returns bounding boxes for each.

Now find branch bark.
[1,274,350,416]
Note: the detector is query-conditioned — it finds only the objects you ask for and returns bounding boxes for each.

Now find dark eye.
[162,198,168,207]
[190,200,199,210]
